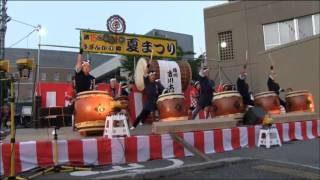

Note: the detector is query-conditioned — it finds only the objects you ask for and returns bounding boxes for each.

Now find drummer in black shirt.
[131,63,164,129]
[74,49,95,94]
[237,64,254,106]
[267,66,286,111]
[192,67,215,119]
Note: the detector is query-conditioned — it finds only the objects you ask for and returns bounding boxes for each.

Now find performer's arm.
[75,49,83,73]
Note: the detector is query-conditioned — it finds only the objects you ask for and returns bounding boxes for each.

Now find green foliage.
[189,57,202,81]
[120,55,136,77]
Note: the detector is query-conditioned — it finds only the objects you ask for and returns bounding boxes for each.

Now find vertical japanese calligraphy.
[80,30,177,58]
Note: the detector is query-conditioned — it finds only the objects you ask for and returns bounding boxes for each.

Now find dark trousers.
[132,108,151,127]
[279,97,287,111]
[244,97,254,106]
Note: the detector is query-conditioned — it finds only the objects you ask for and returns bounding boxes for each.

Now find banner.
[80,30,177,58]
[158,60,182,93]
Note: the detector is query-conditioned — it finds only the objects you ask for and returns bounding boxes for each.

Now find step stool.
[103,114,130,138]
[257,126,282,148]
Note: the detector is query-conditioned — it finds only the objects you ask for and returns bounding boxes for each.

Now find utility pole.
[0,0,10,60]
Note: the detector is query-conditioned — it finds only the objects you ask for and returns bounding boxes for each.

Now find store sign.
[80,30,177,58]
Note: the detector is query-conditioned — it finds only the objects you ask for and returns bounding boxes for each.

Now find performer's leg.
[132,108,151,127]
[279,97,287,111]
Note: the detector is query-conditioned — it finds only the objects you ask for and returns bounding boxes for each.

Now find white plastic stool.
[103,114,130,138]
[257,126,282,148]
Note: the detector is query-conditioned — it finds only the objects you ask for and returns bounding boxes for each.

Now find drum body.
[74,91,114,133]
[157,93,188,121]
[135,58,192,91]
[286,90,314,112]
[212,91,245,118]
[115,96,129,110]
[254,91,280,114]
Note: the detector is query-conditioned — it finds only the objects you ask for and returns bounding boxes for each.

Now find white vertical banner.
[46,91,56,107]
[157,60,182,93]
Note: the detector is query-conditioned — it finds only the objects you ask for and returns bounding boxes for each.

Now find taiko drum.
[254,91,280,114]
[212,91,245,118]
[157,93,188,121]
[74,91,114,133]
[134,57,192,91]
[286,90,314,113]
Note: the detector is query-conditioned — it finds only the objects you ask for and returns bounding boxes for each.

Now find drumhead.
[134,57,148,91]
[286,90,310,97]
[213,91,241,100]
[76,90,108,96]
[254,91,277,99]
[157,93,185,102]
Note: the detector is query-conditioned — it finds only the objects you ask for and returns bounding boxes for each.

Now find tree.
[120,55,139,80]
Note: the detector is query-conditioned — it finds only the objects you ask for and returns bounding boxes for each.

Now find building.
[4,48,112,102]
[145,29,194,59]
[204,1,320,113]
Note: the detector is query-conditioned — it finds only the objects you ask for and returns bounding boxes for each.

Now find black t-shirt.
[198,76,214,107]
[143,76,164,111]
[75,70,95,93]
[267,77,280,95]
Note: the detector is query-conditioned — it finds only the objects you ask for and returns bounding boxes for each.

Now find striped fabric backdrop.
[1,119,319,176]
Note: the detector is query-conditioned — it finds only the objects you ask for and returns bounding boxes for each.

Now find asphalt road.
[21,138,319,180]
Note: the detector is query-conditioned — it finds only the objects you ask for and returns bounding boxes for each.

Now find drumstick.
[268,53,275,69]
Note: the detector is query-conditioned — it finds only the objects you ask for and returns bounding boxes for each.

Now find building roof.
[145,29,193,38]
[4,48,113,69]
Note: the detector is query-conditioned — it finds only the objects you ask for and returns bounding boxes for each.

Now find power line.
[8,28,37,48]
[10,18,39,29]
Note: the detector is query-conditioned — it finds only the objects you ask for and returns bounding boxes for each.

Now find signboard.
[80,30,177,58]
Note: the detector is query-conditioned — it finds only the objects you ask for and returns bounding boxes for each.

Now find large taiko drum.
[157,93,188,121]
[135,57,192,91]
[115,96,129,110]
[286,90,314,112]
[212,91,245,118]
[254,91,280,114]
[74,91,114,133]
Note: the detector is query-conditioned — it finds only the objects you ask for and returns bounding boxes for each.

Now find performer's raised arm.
[75,48,83,73]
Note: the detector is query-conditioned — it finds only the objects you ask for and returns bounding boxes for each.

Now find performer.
[190,81,200,112]
[107,78,120,98]
[131,64,164,129]
[237,64,254,106]
[192,67,214,119]
[267,65,287,110]
[74,49,95,93]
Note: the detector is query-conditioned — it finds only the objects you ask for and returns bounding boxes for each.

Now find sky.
[5,1,226,57]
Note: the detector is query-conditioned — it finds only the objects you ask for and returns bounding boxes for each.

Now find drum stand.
[28,127,90,179]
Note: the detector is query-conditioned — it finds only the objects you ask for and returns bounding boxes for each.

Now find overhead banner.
[80,30,177,58]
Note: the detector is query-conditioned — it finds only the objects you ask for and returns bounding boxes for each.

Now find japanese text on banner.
[80,30,177,58]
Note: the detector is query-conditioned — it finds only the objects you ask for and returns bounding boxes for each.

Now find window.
[279,19,296,44]
[218,31,234,61]
[297,15,313,39]
[313,14,319,35]
[263,13,320,50]
[54,72,59,81]
[41,73,46,81]
[67,72,72,82]
[263,23,280,49]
